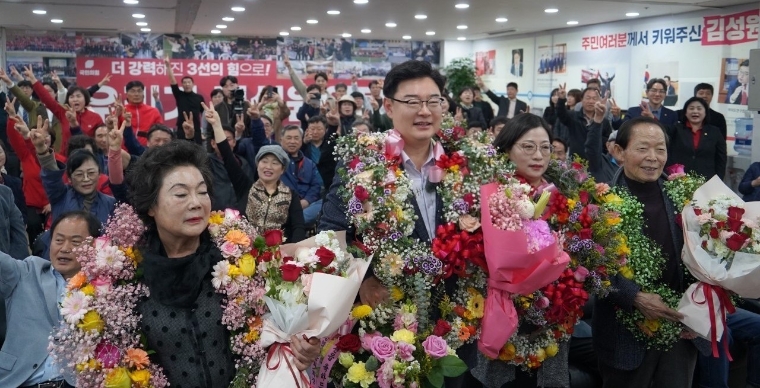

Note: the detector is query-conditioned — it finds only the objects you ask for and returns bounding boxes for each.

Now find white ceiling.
[0,0,756,41]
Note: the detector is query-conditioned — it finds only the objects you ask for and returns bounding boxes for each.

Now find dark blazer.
[484,90,527,118]
[556,98,613,160]
[739,162,760,202]
[613,105,678,129]
[0,185,27,260]
[665,123,727,180]
[2,173,26,224]
[584,121,620,184]
[460,105,486,126]
[676,108,727,139]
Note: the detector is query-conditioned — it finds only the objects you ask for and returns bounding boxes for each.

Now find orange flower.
[247,315,262,331]
[68,272,87,290]
[224,230,251,247]
[124,348,150,370]
[458,326,471,342]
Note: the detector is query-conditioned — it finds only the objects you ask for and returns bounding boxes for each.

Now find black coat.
[665,123,727,180]
[484,90,527,118]
[556,98,613,161]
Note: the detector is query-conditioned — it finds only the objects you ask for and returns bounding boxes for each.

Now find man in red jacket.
[118,81,162,146]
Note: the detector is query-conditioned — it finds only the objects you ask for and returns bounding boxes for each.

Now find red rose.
[710,227,720,239]
[335,334,362,353]
[433,319,452,336]
[694,208,702,216]
[727,218,744,233]
[264,230,284,247]
[572,162,584,171]
[260,251,274,262]
[283,256,295,263]
[728,206,746,221]
[726,233,749,251]
[579,228,593,240]
[354,186,370,202]
[579,191,590,206]
[315,246,336,267]
[665,164,685,176]
[463,193,475,207]
[280,263,302,282]
[348,156,361,170]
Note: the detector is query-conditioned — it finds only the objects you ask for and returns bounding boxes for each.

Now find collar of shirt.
[648,104,662,119]
[401,144,436,172]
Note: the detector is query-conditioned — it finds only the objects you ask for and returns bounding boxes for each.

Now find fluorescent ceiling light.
[354,0,368,3]
[216,24,227,28]
[33,9,47,14]
[342,33,352,37]
[495,17,508,22]
[626,12,639,17]
[402,35,411,39]
[455,4,469,9]
[211,30,221,34]
[415,14,427,19]
[136,22,148,26]
[426,31,435,35]
[361,29,371,33]
[132,13,145,18]
[123,0,139,4]
[327,10,340,15]
[280,31,290,36]
[457,37,466,41]
[51,19,63,23]
[545,8,559,13]
[140,28,151,32]
[231,7,245,12]
[291,26,301,31]
[385,22,397,27]
[222,17,234,22]
[457,25,467,29]
[307,19,318,24]
[567,20,579,25]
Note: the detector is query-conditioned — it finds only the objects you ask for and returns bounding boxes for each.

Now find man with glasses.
[115,81,163,146]
[320,60,482,388]
[613,78,678,128]
[726,60,750,105]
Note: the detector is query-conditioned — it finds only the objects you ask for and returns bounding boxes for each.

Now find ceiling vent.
[487,28,518,37]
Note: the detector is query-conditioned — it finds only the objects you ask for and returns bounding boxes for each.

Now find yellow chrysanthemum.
[566,198,577,209]
[244,329,260,343]
[619,266,634,279]
[80,284,96,296]
[228,265,242,277]
[643,319,661,333]
[351,305,373,320]
[545,343,559,357]
[77,310,105,333]
[603,193,624,206]
[390,329,415,344]
[390,286,404,302]
[606,216,621,226]
[346,362,375,387]
[535,347,547,362]
[209,212,224,225]
[466,293,485,319]
[617,243,630,256]
[129,369,151,388]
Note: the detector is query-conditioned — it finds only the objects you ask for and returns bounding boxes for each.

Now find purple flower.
[348,197,364,215]
[452,199,470,215]
[397,341,416,361]
[371,336,397,362]
[421,335,449,359]
[411,255,442,275]
[390,231,402,241]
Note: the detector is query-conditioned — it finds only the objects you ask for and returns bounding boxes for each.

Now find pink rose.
[371,336,397,362]
[361,331,381,351]
[91,276,113,294]
[301,274,313,297]
[422,335,448,359]
[224,208,241,221]
[397,341,415,362]
[458,214,481,233]
[220,241,241,258]
[666,164,685,176]
[95,341,121,369]
[574,266,590,283]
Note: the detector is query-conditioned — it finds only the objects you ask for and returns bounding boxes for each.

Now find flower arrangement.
[50,203,169,388]
[663,164,706,213]
[248,229,369,387]
[605,189,683,349]
[676,177,760,355]
[488,159,626,369]
[207,209,269,387]
[328,302,468,388]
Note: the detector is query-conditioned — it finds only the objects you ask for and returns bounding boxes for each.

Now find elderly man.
[595,116,698,387]
[0,211,101,388]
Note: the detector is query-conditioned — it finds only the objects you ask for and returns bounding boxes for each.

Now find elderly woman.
[473,113,571,388]
[665,97,727,180]
[125,105,318,387]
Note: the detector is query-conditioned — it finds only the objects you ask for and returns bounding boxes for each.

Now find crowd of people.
[5,34,77,53]
[0,56,757,388]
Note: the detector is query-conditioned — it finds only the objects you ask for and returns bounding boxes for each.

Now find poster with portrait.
[510,49,523,77]
[720,57,750,106]
[581,67,617,98]
[412,41,440,64]
[476,50,496,76]
[237,37,280,60]
[536,44,566,74]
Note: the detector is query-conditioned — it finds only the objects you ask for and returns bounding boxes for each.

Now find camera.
[232,88,245,114]
[309,92,321,107]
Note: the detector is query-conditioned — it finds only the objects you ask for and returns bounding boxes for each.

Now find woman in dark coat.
[665,97,727,180]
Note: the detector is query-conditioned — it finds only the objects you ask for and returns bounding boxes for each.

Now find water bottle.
[734,113,753,156]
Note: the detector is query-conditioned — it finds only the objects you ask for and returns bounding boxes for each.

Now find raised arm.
[0,69,37,113]
[204,102,253,200]
[283,56,308,99]
[164,55,178,86]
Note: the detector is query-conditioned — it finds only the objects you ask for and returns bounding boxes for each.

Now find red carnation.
[315,246,336,267]
[463,193,476,207]
[354,186,370,202]
[433,319,452,336]
[280,263,302,282]
[579,228,593,240]
[264,230,284,247]
[335,334,362,353]
[348,156,362,170]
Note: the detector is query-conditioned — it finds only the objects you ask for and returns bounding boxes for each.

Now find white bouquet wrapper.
[678,176,760,344]
[256,232,371,388]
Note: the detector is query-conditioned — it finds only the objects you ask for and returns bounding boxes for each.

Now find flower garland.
[492,159,625,369]
[51,203,169,388]
[604,167,701,350]
[52,205,269,388]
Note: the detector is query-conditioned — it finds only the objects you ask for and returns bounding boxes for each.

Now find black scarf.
[140,230,223,308]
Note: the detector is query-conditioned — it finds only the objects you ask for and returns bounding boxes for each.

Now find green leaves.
[425,355,468,387]
[443,58,477,99]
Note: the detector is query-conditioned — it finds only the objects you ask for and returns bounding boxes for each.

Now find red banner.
[75,57,373,128]
[702,9,760,46]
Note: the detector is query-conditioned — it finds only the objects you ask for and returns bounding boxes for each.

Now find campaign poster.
[476,50,496,76]
[719,57,750,106]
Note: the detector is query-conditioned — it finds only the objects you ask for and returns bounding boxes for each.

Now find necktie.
[21,108,29,125]
[742,91,748,105]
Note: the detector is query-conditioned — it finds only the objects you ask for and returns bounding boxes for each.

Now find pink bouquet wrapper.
[478,183,571,359]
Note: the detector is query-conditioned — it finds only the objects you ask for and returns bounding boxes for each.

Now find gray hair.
[281,124,303,138]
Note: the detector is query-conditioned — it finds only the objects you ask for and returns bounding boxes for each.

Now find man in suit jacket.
[613,78,678,129]
[0,211,100,388]
[596,117,703,387]
[476,78,527,119]
[0,185,27,260]
[319,60,481,388]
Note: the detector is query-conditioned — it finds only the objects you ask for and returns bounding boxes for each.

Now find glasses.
[517,142,553,155]
[387,96,444,111]
[739,70,750,76]
[71,170,98,181]
[648,88,666,95]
